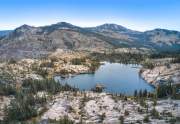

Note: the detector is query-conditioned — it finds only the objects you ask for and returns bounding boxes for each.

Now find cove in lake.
[55,62,154,95]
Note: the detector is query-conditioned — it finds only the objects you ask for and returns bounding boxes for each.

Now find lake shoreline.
[55,62,154,95]
[140,63,180,87]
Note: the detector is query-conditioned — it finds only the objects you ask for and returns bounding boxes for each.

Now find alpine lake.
[55,62,154,95]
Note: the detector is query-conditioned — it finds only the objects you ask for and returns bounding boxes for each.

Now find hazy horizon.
[1,21,180,32]
[1,0,180,31]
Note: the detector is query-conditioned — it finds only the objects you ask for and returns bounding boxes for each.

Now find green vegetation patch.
[2,78,78,123]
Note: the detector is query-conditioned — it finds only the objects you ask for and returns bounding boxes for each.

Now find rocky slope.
[41,91,180,124]
[141,63,180,86]
[0,22,180,59]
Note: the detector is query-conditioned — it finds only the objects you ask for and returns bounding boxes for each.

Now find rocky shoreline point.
[40,91,180,124]
[140,63,180,86]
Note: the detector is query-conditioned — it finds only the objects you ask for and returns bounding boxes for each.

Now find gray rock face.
[0,22,180,59]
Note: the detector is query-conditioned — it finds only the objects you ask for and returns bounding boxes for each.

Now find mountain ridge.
[0,30,12,38]
[0,22,179,59]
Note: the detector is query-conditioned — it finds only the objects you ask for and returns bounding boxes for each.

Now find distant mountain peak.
[0,30,12,37]
[48,22,76,28]
[56,22,73,25]
[14,24,36,33]
[87,23,133,33]
[100,23,125,28]
[17,24,34,29]
[41,22,80,33]
[145,28,180,35]
[98,23,126,29]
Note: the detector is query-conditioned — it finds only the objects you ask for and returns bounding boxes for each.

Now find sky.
[0,0,180,31]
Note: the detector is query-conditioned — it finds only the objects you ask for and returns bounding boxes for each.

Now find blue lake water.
[55,62,154,95]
